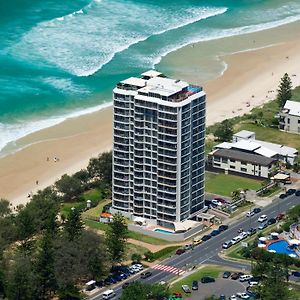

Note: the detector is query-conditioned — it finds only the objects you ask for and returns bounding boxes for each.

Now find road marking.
[152,264,185,275]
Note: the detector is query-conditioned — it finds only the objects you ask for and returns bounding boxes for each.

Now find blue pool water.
[267,240,299,257]
[154,229,174,234]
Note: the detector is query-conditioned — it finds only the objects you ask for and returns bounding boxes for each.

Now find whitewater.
[1,0,300,155]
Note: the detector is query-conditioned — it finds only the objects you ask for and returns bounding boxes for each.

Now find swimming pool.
[154,228,174,234]
[267,240,299,257]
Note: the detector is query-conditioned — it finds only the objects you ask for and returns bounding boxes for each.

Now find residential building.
[112,71,206,228]
[278,100,300,134]
[207,130,298,178]
[209,148,276,178]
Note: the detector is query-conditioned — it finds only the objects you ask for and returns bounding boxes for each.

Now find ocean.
[1,0,300,155]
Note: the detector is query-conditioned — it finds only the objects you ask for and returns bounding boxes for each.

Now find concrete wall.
[128,223,204,242]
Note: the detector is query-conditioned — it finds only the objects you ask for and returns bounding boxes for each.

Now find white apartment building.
[278,100,300,134]
[112,71,206,228]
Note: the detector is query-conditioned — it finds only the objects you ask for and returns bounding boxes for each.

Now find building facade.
[112,71,206,228]
[278,100,300,134]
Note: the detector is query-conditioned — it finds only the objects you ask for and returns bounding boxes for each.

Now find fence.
[128,223,204,242]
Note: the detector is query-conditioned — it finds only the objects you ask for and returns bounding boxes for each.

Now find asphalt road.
[91,193,300,300]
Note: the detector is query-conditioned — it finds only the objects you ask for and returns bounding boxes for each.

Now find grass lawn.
[82,199,112,218]
[235,123,300,150]
[82,188,105,202]
[84,219,170,245]
[205,173,261,196]
[125,243,148,261]
[169,266,222,296]
[60,202,87,217]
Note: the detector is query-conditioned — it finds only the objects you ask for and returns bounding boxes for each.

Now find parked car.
[231,273,240,280]
[223,271,231,278]
[292,271,300,277]
[239,274,253,282]
[220,295,226,300]
[258,215,268,222]
[267,218,276,225]
[176,249,185,255]
[193,236,202,245]
[246,210,255,217]
[214,197,228,204]
[201,276,215,283]
[239,231,249,239]
[211,229,220,236]
[231,236,242,245]
[202,235,211,242]
[279,193,287,199]
[247,227,257,236]
[295,190,300,196]
[212,199,222,206]
[219,224,229,231]
[104,276,117,285]
[181,285,191,293]
[192,280,199,290]
[184,244,193,250]
[222,240,233,249]
[230,296,237,300]
[258,222,268,230]
[236,292,250,299]
[141,271,152,279]
[287,188,296,195]
[276,213,285,221]
[253,207,261,214]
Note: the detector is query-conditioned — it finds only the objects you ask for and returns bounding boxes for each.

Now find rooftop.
[141,70,162,78]
[233,130,255,139]
[282,100,300,117]
[213,148,276,166]
[120,77,146,88]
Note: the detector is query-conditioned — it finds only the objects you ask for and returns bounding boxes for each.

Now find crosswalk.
[151,264,185,275]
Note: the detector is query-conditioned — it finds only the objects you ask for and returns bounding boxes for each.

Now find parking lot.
[184,278,247,300]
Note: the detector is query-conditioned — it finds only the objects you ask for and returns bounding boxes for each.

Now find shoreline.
[2,24,300,206]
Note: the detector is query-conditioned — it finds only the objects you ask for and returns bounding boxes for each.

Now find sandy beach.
[1,23,300,207]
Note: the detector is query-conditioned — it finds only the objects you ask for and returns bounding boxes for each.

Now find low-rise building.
[278,100,300,134]
[207,130,298,178]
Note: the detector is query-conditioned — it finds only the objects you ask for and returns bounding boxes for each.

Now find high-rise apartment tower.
[112,71,206,228]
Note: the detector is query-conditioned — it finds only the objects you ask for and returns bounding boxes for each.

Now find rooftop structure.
[278,100,300,134]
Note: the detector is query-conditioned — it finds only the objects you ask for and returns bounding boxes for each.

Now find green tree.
[64,209,84,241]
[277,73,292,108]
[87,151,112,183]
[120,282,168,300]
[34,233,57,299]
[106,213,128,264]
[214,119,233,142]
[131,253,142,263]
[5,254,36,300]
[0,199,11,217]
[55,174,83,201]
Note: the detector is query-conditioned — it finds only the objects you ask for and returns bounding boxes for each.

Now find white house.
[278,100,300,134]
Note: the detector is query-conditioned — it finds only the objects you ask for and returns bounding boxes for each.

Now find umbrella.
[258,243,266,248]
[289,254,297,258]
[259,237,267,242]
[271,232,279,236]
[289,239,300,245]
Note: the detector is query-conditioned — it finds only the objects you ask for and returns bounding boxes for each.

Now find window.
[287,118,290,124]
[214,156,221,162]
[214,162,221,167]
[221,158,228,163]
[230,165,236,169]
[241,167,247,172]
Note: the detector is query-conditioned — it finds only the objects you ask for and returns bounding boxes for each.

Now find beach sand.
[1,23,300,206]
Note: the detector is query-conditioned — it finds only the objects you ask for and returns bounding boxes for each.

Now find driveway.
[186,278,247,300]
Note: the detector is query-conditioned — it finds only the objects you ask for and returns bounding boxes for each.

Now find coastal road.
[91,193,300,299]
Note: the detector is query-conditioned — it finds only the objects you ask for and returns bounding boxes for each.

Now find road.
[91,193,300,299]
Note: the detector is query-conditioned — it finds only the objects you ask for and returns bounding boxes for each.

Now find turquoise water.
[154,229,174,234]
[1,0,300,153]
[267,240,299,257]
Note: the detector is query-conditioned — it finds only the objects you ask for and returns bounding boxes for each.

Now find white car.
[237,292,250,299]
[258,215,268,222]
[238,232,249,240]
[239,274,253,282]
[211,199,222,206]
[246,210,255,217]
[230,296,237,300]
[231,236,242,245]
